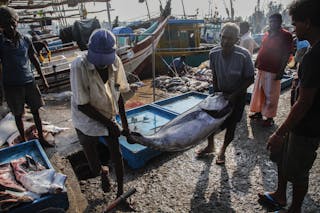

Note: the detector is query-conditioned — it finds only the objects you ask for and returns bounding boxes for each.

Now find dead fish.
[0,191,33,212]
[127,93,233,151]
[20,169,67,194]
[0,163,26,192]
[11,155,46,183]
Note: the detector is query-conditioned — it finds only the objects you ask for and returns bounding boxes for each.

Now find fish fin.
[202,105,232,118]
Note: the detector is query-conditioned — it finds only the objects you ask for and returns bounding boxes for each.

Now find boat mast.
[229,0,234,21]
[145,0,151,20]
[181,0,186,19]
[222,0,230,19]
[106,0,112,29]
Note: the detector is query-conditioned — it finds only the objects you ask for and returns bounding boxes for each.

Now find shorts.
[4,82,44,116]
[281,132,319,184]
[221,93,246,130]
[75,129,122,177]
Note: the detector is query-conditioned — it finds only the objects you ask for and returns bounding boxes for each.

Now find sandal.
[249,112,262,120]
[215,155,225,165]
[261,118,274,127]
[258,192,286,211]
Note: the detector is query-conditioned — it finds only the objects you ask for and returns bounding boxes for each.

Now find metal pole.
[152,34,156,102]
[145,0,151,20]
[106,0,112,29]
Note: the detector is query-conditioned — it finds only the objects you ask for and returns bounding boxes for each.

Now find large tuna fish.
[127,93,233,151]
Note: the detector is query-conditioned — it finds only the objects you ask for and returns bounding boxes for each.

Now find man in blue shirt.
[0,6,51,147]
[169,56,187,76]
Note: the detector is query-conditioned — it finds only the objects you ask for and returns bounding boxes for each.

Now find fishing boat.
[200,21,221,44]
[3,0,171,90]
[114,15,169,80]
[156,18,215,74]
[112,0,171,80]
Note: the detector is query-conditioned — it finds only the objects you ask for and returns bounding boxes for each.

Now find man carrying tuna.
[195,23,255,165]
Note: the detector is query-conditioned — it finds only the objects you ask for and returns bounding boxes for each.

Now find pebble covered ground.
[39,87,319,213]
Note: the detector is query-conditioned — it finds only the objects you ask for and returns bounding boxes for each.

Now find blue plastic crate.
[0,140,69,212]
[100,104,178,169]
[152,91,208,114]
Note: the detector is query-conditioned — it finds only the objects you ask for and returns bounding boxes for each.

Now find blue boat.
[156,18,215,72]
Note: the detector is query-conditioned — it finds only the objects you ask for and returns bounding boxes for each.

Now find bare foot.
[101,166,111,193]
[39,138,55,148]
[195,146,214,157]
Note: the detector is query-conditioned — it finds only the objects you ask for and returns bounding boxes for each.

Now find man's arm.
[275,34,293,80]
[228,76,254,102]
[229,51,255,101]
[275,53,290,80]
[28,41,49,89]
[267,87,317,153]
[117,94,130,136]
[78,104,121,137]
[275,87,317,136]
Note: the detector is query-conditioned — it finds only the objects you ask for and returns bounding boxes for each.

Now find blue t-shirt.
[296,40,310,51]
[0,33,34,86]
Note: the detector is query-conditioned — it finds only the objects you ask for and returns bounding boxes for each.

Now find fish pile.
[154,61,213,93]
[153,74,211,93]
[0,155,67,211]
[0,112,69,148]
[127,93,233,151]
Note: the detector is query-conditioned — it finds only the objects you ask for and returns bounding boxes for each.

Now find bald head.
[0,6,18,28]
[221,22,240,40]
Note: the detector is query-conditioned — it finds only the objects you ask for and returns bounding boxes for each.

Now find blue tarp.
[167,19,204,25]
[112,26,134,46]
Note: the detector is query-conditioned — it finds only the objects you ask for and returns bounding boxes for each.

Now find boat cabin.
[158,19,204,50]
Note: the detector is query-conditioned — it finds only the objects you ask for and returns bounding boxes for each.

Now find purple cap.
[87,29,116,66]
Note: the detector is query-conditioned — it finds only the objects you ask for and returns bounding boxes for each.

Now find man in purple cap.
[70,29,136,197]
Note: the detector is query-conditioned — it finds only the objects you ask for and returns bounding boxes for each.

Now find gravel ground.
[39,87,320,213]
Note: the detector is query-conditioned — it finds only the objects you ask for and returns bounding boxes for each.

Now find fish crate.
[152,91,208,114]
[100,104,178,169]
[246,75,293,102]
[0,140,69,213]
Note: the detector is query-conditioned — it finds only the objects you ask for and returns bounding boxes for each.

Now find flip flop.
[215,155,225,165]
[274,210,288,213]
[258,192,286,211]
[195,148,214,158]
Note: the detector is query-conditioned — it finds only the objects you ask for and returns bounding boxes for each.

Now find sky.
[83,0,294,23]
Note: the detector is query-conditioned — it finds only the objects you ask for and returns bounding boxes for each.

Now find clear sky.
[84,0,294,22]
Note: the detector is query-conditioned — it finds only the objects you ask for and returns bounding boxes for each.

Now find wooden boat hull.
[118,16,169,79]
